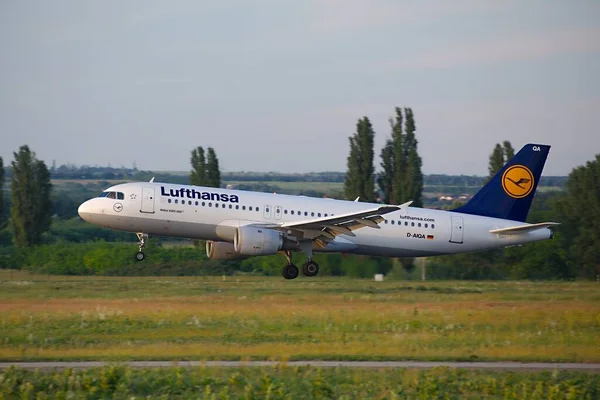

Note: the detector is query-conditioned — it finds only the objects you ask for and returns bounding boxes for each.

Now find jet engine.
[205,241,248,261]
[234,226,297,256]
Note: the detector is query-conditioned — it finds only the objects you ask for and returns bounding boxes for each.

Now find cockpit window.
[98,191,125,200]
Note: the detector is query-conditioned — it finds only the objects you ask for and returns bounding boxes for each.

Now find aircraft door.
[274,205,282,220]
[264,205,272,219]
[140,187,155,214]
[449,216,464,244]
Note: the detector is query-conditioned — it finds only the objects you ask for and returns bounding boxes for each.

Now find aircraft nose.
[78,200,94,222]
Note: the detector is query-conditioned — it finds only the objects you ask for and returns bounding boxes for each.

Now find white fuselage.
[79,182,551,257]
[78,182,552,257]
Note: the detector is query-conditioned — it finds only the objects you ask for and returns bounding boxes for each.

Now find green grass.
[2,366,599,399]
[0,272,599,363]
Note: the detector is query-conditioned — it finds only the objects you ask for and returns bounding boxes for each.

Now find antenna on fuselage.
[354,197,360,202]
[149,177,155,183]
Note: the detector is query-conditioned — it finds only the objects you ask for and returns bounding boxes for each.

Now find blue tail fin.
[453,143,550,222]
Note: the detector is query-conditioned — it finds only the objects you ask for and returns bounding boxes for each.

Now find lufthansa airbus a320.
[78,144,559,279]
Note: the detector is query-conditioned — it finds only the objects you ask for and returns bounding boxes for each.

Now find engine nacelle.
[234,226,296,256]
[205,241,248,261]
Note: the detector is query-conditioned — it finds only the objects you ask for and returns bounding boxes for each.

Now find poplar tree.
[488,143,505,178]
[0,157,5,228]
[391,108,404,205]
[206,147,221,188]
[10,146,52,247]
[503,140,515,160]
[190,147,207,186]
[402,108,423,207]
[344,117,375,202]
[378,140,394,204]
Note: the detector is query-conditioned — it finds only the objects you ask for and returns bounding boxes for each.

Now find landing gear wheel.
[135,232,148,261]
[282,264,299,280]
[302,261,319,277]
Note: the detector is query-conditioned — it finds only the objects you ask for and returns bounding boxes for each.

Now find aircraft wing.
[489,222,560,235]
[263,201,412,246]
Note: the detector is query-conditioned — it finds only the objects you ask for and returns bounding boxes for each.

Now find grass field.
[0,271,599,363]
[2,365,598,399]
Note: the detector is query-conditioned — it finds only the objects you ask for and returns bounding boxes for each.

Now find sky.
[1,0,599,176]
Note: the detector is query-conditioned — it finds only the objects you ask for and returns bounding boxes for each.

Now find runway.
[2,361,600,372]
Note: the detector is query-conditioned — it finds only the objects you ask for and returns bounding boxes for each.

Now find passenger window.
[384,220,388,224]
[291,210,294,215]
[411,222,415,227]
[229,204,232,209]
[432,224,435,229]
[222,204,226,208]
[189,201,192,205]
[284,210,288,214]
[249,206,253,211]
[242,206,246,210]
[425,223,428,228]
[195,201,199,206]
[304,212,308,216]
[236,205,239,210]
[168,199,172,204]
[175,199,178,204]
[405,222,408,226]
[418,223,421,227]
[324,213,328,217]
[391,220,395,225]
[318,213,321,217]
[209,203,212,207]
[256,207,259,212]
[202,202,206,206]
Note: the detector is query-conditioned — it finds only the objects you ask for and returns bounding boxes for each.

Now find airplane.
[78,143,559,279]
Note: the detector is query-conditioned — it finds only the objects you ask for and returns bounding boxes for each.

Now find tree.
[402,108,423,208]
[379,107,423,276]
[10,145,52,247]
[391,108,404,205]
[503,140,515,160]
[344,117,375,202]
[206,147,221,188]
[555,154,600,279]
[378,139,394,204]
[0,157,5,228]
[190,147,206,186]
[488,143,505,178]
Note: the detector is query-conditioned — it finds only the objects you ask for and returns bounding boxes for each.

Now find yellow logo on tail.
[502,165,534,198]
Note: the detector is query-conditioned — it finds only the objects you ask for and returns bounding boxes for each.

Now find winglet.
[399,201,413,209]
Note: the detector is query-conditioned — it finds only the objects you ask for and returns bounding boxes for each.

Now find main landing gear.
[134,232,148,262]
[281,247,320,280]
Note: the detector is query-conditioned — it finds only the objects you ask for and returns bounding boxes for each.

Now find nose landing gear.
[135,232,148,261]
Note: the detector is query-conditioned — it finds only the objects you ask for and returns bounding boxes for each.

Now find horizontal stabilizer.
[489,222,560,235]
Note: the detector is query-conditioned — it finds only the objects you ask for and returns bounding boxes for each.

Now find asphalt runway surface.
[2,361,600,372]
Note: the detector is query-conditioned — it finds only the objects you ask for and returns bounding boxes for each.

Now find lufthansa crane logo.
[502,165,534,199]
